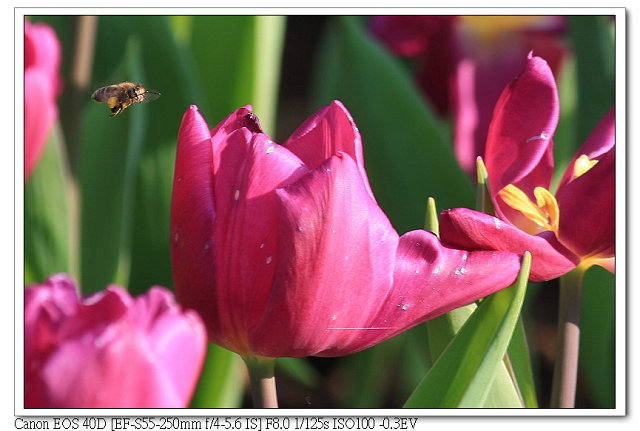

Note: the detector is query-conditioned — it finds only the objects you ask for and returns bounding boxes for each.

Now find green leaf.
[189,344,245,408]
[405,252,531,408]
[24,123,72,285]
[506,318,538,407]
[313,16,474,234]
[579,265,615,408]
[187,16,286,135]
[79,37,150,293]
[277,358,321,389]
[569,16,615,145]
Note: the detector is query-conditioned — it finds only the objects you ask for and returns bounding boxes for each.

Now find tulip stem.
[243,356,278,408]
[550,267,585,408]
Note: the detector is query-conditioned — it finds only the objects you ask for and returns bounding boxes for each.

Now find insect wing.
[140,90,161,103]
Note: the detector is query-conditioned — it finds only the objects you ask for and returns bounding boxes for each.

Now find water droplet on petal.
[462,253,468,261]
[494,218,501,230]
[455,269,461,275]
[433,267,440,274]
[174,233,179,243]
[265,256,272,265]
[460,268,466,274]
[402,304,409,311]
[266,145,274,154]
[234,189,240,201]
[259,243,265,249]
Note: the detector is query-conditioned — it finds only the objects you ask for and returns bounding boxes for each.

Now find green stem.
[550,266,586,408]
[243,356,278,408]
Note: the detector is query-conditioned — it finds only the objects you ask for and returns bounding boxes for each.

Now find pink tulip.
[370,15,566,175]
[439,54,614,281]
[24,19,62,181]
[171,100,522,359]
[25,274,207,408]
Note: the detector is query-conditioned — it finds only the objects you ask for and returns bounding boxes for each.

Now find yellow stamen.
[573,154,599,179]
[498,184,560,235]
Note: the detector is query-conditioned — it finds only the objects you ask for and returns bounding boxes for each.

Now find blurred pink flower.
[370,15,566,175]
[24,19,63,181]
[25,274,207,408]
[439,54,614,281]
[170,100,522,359]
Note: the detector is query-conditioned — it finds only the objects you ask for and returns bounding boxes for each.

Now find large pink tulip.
[171,100,522,359]
[439,54,614,281]
[24,19,63,181]
[25,274,207,408]
[370,15,566,175]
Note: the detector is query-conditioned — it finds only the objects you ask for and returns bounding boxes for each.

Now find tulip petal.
[556,107,615,190]
[171,106,220,338]
[249,154,398,357]
[39,287,206,407]
[439,208,578,281]
[283,100,375,200]
[25,279,206,408]
[359,230,522,349]
[24,69,57,179]
[556,145,615,261]
[485,53,558,223]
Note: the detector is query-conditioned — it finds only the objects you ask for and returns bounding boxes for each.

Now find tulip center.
[573,154,599,179]
[498,184,559,235]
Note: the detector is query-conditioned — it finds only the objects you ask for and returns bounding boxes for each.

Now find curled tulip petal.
[440,208,578,282]
[485,53,558,222]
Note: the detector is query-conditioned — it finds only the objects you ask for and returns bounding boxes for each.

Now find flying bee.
[91,82,161,117]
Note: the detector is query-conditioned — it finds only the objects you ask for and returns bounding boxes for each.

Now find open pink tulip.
[171,100,522,359]
[24,19,63,181]
[439,54,615,281]
[370,16,566,175]
[25,274,207,408]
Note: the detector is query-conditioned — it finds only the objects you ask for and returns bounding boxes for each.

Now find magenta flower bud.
[24,19,62,181]
[171,100,522,358]
[25,274,207,408]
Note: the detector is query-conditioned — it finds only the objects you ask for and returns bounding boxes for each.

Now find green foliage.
[24,123,72,285]
[405,253,531,408]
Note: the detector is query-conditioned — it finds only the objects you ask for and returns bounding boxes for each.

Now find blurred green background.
[23,15,616,408]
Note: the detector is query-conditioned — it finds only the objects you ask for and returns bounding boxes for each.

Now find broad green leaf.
[423,193,531,407]
[405,253,531,408]
[579,265,615,408]
[79,38,149,293]
[187,16,286,135]
[506,317,538,407]
[569,16,615,146]
[86,16,204,293]
[189,344,245,408]
[313,16,474,234]
[24,123,72,285]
